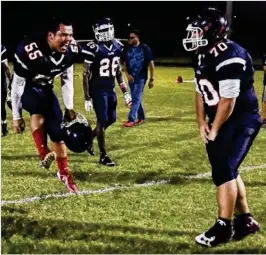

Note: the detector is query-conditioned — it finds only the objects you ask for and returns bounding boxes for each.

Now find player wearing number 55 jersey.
[82,17,132,166]
[10,18,80,193]
[183,8,261,247]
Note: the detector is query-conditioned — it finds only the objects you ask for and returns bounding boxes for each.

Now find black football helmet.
[183,8,229,52]
[92,17,115,42]
[61,113,93,153]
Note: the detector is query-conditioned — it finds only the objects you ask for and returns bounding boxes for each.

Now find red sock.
[56,156,69,176]
[32,128,50,160]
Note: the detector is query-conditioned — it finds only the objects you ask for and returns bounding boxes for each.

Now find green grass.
[1,65,266,254]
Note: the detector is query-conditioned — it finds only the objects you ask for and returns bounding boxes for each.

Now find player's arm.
[196,91,210,144]
[60,65,77,120]
[116,62,132,108]
[209,79,239,141]
[2,60,12,83]
[146,45,155,89]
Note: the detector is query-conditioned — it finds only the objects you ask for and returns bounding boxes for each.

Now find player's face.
[50,24,73,53]
[128,33,139,46]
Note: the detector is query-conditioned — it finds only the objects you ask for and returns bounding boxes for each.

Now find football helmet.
[93,17,115,42]
[61,113,93,153]
[183,8,229,52]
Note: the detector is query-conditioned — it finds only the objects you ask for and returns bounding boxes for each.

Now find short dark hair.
[130,29,140,38]
[46,17,72,34]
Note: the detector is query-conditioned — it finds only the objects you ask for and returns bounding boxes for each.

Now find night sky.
[1,1,266,59]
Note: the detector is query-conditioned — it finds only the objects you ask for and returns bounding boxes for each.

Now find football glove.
[123,92,132,108]
[85,99,93,112]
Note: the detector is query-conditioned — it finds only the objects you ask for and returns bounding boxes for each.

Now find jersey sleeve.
[215,45,248,98]
[1,45,8,64]
[81,42,97,64]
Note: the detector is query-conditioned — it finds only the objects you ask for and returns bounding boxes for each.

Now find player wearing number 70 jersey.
[82,17,132,166]
[183,8,261,247]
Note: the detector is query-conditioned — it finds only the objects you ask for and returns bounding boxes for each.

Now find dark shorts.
[91,90,117,126]
[21,84,64,142]
[206,115,261,186]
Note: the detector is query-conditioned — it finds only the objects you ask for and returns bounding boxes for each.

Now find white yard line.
[1,164,265,206]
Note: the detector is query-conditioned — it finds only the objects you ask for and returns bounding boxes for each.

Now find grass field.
[1,65,266,254]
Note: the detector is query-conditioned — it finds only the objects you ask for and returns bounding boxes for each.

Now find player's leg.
[21,86,52,166]
[136,79,146,124]
[1,80,8,136]
[195,122,238,247]
[45,90,78,193]
[92,93,115,166]
[228,122,261,240]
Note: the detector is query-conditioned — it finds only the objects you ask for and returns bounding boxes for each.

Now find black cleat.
[233,214,260,241]
[195,219,233,247]
[99,154,115,167]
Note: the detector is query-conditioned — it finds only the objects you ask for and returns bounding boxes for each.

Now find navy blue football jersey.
[81,39,124,92]
[13,33,81,87]
[194,39,259,123]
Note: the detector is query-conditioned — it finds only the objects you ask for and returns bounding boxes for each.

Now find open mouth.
[60,42,70,51]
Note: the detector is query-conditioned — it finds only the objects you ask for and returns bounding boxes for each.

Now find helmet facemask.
[93,23,114,42]
[183,24,208,51]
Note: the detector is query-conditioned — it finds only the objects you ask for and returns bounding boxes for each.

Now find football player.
[183,8,261,247]
[262,51,266,127]
[1,45,12,136]
[82,17,132,166]
[10,18,80,193]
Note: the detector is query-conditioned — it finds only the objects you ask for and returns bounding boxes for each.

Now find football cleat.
[195,219,233,247]
[233,214,260,240]
[40,152,56,169]
[99,154,115,167]
[56,170,79,193]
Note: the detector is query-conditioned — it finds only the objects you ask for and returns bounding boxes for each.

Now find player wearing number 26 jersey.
[183,8,261,248]
[82,17,132,167]
[10,18,81,193]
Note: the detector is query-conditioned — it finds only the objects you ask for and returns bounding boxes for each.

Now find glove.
[123,92,132,108]
[85,99,93,112]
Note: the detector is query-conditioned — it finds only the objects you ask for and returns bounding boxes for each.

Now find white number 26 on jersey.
[198,79,220,106]
[99,57,120,77]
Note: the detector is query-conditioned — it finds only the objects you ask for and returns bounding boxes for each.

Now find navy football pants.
[21,85,64,142]
[91,91,117,128]
[206,116,261,186]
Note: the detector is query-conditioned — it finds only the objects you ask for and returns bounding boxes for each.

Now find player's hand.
[13,118,25,134]
[64,109,77,121]
[85,99,93,112]
[6,89,12,110]
[148,79,154,89]
[207,130,218,142]
[123,92,132,108]
[127,74,134,83]
[199,121,210,144]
